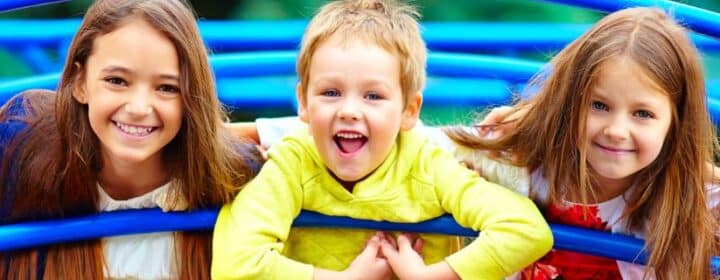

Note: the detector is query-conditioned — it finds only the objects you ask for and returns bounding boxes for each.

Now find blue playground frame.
[1,0,720,274]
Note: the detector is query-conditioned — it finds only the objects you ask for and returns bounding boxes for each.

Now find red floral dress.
[521,204,623,280]
[519,170,649,280]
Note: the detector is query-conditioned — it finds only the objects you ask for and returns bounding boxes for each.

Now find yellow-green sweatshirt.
[212,129,552,279]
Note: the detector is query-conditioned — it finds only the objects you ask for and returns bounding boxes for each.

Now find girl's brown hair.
[0,0,257,279]
[447,7,718,279]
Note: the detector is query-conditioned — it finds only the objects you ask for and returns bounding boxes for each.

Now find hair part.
[447,7,718,279]
[296,0,426,106]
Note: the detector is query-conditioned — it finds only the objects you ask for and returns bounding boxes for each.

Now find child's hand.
[342,233,392,280]
[379,232,459,280]
[474,105,527,139]
[378,232,426,279]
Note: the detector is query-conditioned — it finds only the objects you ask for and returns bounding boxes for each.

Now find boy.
[211,1,552,279]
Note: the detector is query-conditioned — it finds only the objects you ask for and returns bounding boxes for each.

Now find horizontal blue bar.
[218,77,512,108]
[0,208,718,271]
[541,0,720,38]
[0,20,718,52]
[0,0,68,13]
[0,51,544,103]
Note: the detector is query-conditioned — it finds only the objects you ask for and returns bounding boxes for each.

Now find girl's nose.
[602,120,629,141]
[124,89,153,116]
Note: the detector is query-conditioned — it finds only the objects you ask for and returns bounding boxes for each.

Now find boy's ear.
[296,83,309,123]
[71,62,88,104]
[401,92,423,131]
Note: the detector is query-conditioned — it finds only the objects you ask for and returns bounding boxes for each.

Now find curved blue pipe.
[0,51,544,101]
[1,208,719,271]
[0,0,68,13]
[540,0,720,38]
[2,20,720,52]
[217,77,512,108]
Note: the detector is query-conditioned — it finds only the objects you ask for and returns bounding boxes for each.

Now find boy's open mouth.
[334,132,368,154]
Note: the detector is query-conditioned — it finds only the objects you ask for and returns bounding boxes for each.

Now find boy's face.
[298,36,421,184]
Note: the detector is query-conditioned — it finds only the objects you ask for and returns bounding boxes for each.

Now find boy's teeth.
[336,132,363,139]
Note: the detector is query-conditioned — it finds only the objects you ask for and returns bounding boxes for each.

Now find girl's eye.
[634,110,654,119]
[591,101,608,111]
[158,84,181,94]
[322,90,340,97]
[365,92,382,100]
[104,77,127,86]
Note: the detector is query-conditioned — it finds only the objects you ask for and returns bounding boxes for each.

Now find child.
[211,0,553,279]
[0,0,261,279]
[231,6,720,280]
[444,7,720,279]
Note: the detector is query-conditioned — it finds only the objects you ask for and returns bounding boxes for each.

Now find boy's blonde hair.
[296,0,426,105]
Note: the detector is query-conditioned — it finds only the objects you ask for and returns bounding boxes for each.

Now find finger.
[359,235,381,259]
[379,238,399,261]
[380,232,397,249]
[478,106,512,126]
[396,233,413,253]
[413,237,424,257]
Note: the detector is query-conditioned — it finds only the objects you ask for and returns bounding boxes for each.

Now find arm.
[226,122,260,144]
[212,139,391,280]
[227,116,307,147]
[212,143,313,279]
[433,148,552,279]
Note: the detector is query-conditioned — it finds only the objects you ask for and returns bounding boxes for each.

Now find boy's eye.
[104,77,127,86]
[158,84,181,94]
[365,92,381,100]
[322,90,340,97]
[634,110,654,119]
[591,101,608,111]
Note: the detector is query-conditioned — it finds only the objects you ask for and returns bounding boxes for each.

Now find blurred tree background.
[1,0,719,123]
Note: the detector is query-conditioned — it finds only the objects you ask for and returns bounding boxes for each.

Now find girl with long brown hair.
[443,7,720,280]
[235,6,720,280]
[0,0,260,279]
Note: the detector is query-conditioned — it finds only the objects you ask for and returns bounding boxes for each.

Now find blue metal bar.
[0,208,719,271]
[1,20,719,52]
[19,46,55,73]
[0,0,68,13]
[540,0,720,38]
[217,77,512,108]
[0,51,544,100]
[212,51,545,82]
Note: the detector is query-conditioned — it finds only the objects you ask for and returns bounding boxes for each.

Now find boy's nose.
[337,102,362,121]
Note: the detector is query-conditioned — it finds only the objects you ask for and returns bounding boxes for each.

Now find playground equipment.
[1,0,720,273]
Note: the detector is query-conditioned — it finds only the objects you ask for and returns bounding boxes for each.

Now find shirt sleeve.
[421,125,530,196]
[427,146,553,279]
[212,139,314,280]
[256,116,307,147]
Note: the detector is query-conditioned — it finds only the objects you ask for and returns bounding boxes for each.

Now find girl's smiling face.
[74,18,183,168]
[584,57,672,190]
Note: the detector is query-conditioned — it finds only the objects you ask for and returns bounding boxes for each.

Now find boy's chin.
[329,169,370,186]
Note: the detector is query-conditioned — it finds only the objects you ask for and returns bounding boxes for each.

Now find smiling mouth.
[334,132,368,154]
[114,121,157,137]
[595,142,634,153]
